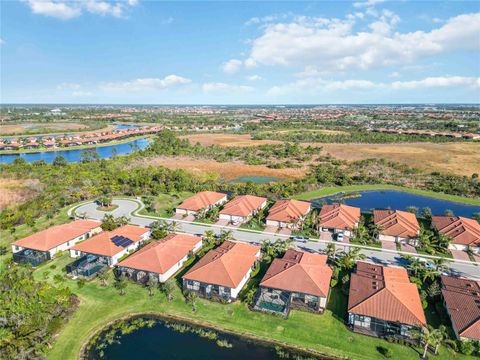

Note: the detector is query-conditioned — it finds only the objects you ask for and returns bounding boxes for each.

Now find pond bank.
[294,184,480,206]
[79,312,337,360]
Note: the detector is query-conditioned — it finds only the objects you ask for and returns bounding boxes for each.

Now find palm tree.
[220,230,234,243]
[185,291,198,312]
[335,247,366,271]
[161,279,176,302]
[145,277,157,297]
[168,221,180,233]
[415,325,445,358]
[98,269,110,287]
[203,230,216,247]
[325,243,337,263]
[114,275,128,295]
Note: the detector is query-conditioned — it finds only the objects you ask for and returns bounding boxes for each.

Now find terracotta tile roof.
[260,250,332,297]
[219,195,267,217]
[117,233,201,275]
[373,209,420,238]
[348,262,426,327]
[12,220,101,252]
[183,241,260,288]
[177,191,227,212]
[441,276,480,340]
[72,225,149,257]
[432,216,480,247]
[266,199,311,223]
[319,204,361,231]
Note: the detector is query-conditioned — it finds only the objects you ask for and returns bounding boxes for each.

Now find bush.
[377,346,392,358]
[458,340,474,355]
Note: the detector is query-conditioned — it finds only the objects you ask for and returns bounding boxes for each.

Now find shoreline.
[293,184,480,206]
[0,135,152,155]
[78,312,339,360]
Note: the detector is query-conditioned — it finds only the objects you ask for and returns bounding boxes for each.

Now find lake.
[312,190,480,218]
[86,318,319,360]
[0,138,150,164]
[113,124,141,130]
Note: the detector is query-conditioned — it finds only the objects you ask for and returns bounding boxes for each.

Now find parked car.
[290,236,308,243]
[231,220,241,226]
[336,233,344,242]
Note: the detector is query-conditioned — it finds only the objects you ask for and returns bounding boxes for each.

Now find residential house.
[348,262,426,339]
[254,250,332,316]
[441,275,480,341]
[115,233,202,283]
[182,241,261,301]
[68,225,150,277]
[373,209,420,245]
[11,220,102,266]
[432,216,480,253]
[218,195,267,224]
[265,199,311,230]
[175,191,227,217]
[319,203,361,237]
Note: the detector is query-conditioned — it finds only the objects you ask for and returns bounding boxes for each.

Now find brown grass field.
[319,142,480,176]
[181,133,282,147]
[0,122,89,135]
[0,178,42,209]
[131,156,306,181]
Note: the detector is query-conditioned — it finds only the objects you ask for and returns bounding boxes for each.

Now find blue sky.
[1,0,479,104]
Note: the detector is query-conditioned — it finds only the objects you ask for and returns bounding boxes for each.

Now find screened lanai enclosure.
[66,254,108,278]
[13,248,50,267]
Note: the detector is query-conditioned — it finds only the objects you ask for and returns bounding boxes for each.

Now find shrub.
[377,346,392,358]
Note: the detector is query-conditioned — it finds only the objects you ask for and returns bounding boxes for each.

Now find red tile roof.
[72,225,149,257]
[219,195,267,217]
[373,209,420,238]
[12,220,101,251]
[348,262,426,327]
[266,199,311,223]
[432,216,480,247]
[117,233,201,275]
[441,276,480,341]
[177,191,226,212]
[260,250,332,297]
[183,241,260,288]
[319,204,361,231]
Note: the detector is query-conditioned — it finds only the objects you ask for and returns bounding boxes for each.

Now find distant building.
[319,203,361,237]
[266,199,311,230]
[175,191,227,217]
[432,216,480,254]
[373,209,420,245]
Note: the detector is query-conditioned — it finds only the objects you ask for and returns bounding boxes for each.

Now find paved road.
[73,199,480,280]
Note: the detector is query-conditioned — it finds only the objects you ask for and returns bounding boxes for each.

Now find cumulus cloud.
[246,75,262,81]
[222,59,242,74]
[24,0,138,20]
[391,76,480,90]
[202,82,255,94]
[267,76,479,97]
[246,12,480,72]
[100,75,192,92]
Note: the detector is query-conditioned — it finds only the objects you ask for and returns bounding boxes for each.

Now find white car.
[290,236,308,243]
[336,233,344,242]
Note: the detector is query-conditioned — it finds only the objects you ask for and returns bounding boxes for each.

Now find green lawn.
[140,192,194,218]
[293,184,480,206]
[28,253,473,360]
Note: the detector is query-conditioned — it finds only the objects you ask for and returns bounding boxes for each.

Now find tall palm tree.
[415,325,445,358]
[335,247,366,271]
[220,230,234,242]
[168,221,180,233]
[203,230,216,247]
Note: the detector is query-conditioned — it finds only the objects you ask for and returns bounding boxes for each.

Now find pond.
[0,138,150,164]
[113,124,141,130]
[311,190,480,218]
[230,176,279,184]
[85,317,320,360]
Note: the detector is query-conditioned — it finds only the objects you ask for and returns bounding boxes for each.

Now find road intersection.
[71,198,480,280]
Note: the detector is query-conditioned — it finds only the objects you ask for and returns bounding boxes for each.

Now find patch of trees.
[0,265,75,359]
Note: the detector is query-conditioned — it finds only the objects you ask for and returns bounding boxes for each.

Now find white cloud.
[26,0,81,20]
[389,71,400,78]
[244,58,257,69]
[72,90,94,97]
[246,12,480,72]
[268,75,479,97]
[0,38,5,45]
[202,82,255,94]
[100,75,192,92]
[353,0,384,8]
[246,75,262,81]
[391,76,480,90]
[57,82,81,90]
[24,0,138,20]
[222,59,242,74]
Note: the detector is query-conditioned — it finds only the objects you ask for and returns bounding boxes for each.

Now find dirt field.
[0,178,42,209]
[181,133,282,147]
[277,129,350,136]
[319,142,480,176]
[0,122,89,135]
[131,156,306,181]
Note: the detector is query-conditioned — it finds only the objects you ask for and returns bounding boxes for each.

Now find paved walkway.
[71,199,480,280]
[401,243,417,254]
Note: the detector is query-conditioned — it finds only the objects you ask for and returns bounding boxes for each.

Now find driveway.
[278,228,292,236]
[215,219,229,226]
[265,225,279,233]
[451,250,471,262]
[401,243,417,254]
[72,199,480,280]
[381,241,397,251]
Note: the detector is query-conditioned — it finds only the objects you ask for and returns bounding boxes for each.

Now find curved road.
[73,199,480,280]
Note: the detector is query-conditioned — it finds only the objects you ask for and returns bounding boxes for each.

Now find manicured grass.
[140,192,194,218]
[293,184,480,206]
[29,253,473,360]
[96,204,119,212]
